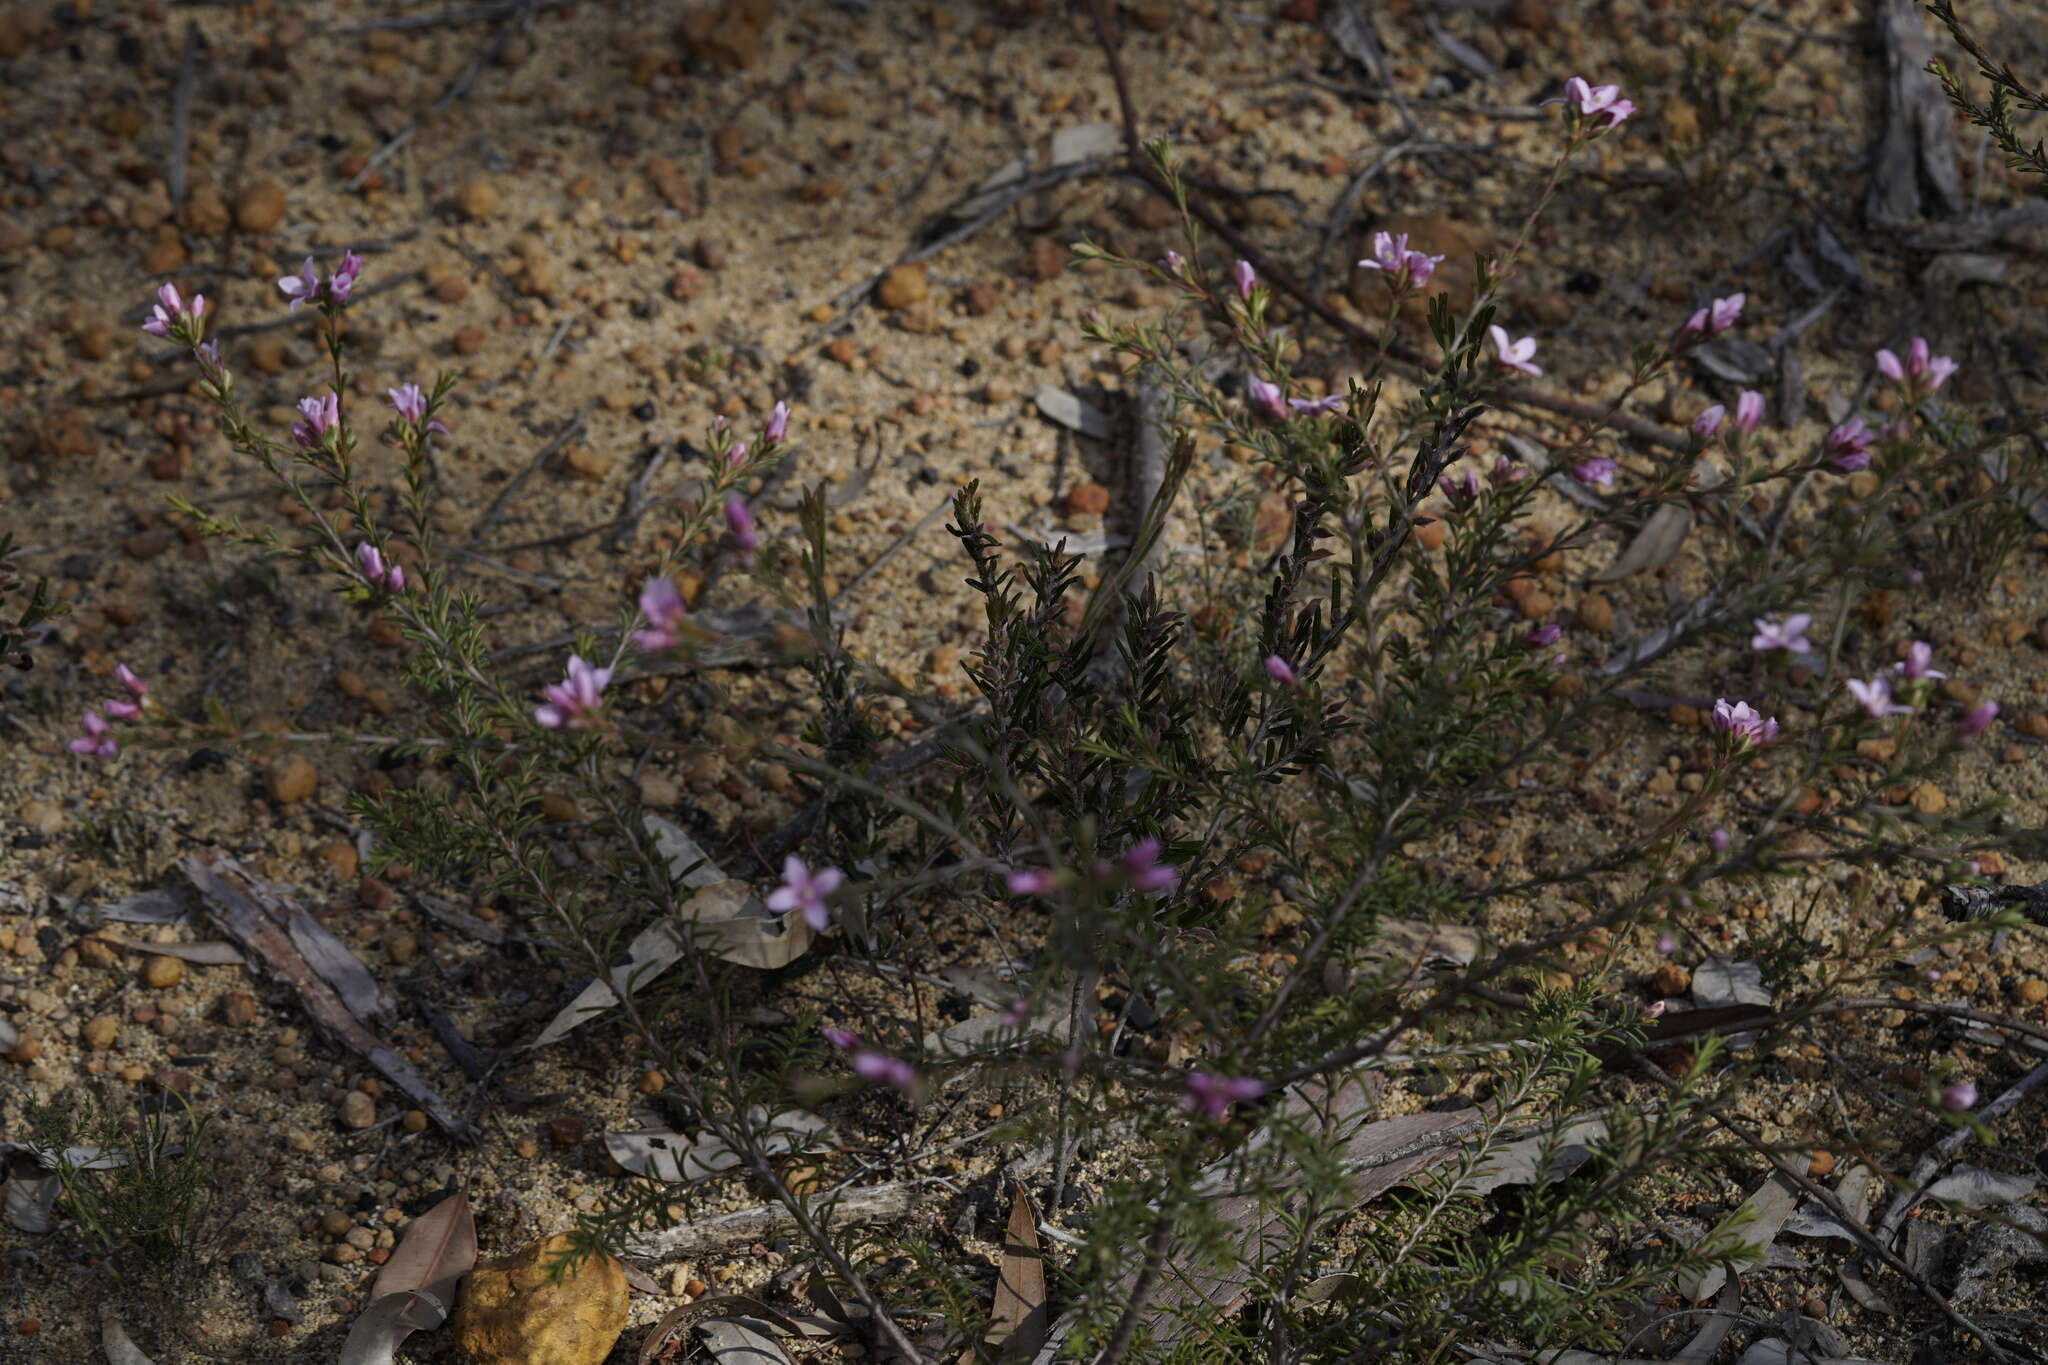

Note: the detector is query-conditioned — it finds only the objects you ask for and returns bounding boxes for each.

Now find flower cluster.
[632,576,689,653]
[353,542,406,595]
[533,655,611,730]
[139,283,208,344]
[291,393,340,450]
[1562,76,1635,129]
[68,664,149,760]
[1357,230,1444,293]
[1710,698,1779,747]
[1006,837,1179,898]
[1694,390,1764,443]
[1875,336,1956,399]
[1181,1070,1265,1122]
[387,382,447,438]
[278,250,362,313]
[821,1028,916,1091]
[1683,293,1745,336]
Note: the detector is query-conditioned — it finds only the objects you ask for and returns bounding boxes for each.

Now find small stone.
[964,282,1000,316]
[2013,977,2047,1006]
[16,799,61,835]
[453,1232,629,1365]
[326,1243,360,1266]
[456,178,501,222]
[181,185,230,236]
[2018,713,2048,740]
[1065,481,1110,518]
[320,1210,354,1239]
[219,991,259,1027]
[1025,236,1064,281]
[925,644,960,675]
[338,1090,377,1130]
[299,831,357,878]
[1413,517,1447,551]
[548,1115,588,1148]
[1909,782,1947,815]
[83,1015,119,1050]
[402,1110,429,1134]
[635,772,680,809]
[7,1030,42,1064]
[235,181,288,233]
[386,934,418,967]
[1574,591,1613,635]
[562,444,612,482]
[267,754,319,804]
[143,955,185,990]
[540,792,580,824]
[1650,964,1690,997]
[124,528,174,560]
[453,326,488,356]
[1806,1149,1836,1178]
[876,263,928,309]
[1507,0,1555,30]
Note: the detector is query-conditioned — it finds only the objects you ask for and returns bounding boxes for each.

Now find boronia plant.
[79,70,2041,1363]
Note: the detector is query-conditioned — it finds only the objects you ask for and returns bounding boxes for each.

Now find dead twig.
[467,403,591,546]
[350,0,543,191]
[330,0,572,34]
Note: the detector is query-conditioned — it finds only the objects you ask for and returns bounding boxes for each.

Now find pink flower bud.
[1263,654,1298,685]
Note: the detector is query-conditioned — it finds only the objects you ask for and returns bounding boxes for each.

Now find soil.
[3,0,2048,1362]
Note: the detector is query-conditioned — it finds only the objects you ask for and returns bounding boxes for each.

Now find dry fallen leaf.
[100,1306,157,1365]
[339,1190,478,1363]
[983,1184,1048,1362]
[1594,502,1692,582]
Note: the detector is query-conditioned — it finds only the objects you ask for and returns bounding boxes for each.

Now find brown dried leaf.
[985,1184,1048,1362]
[99,935,245,966]
[370,1190,476,1329]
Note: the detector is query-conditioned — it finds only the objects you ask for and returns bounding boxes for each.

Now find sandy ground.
[2,0,2048,1360]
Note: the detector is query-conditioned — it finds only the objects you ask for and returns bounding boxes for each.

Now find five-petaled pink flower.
[291,393,340,449]
[1264,654,1298,685]
[1710,698,1779,746]
[140,282,207,340]
[1846,675,1911,720]
[1875,337,1957,395]
[1488,325,1542,376]
[764,399,790,444]
[1825,419,1874,471]
[1733,390,1765,435]
[353,542,406,594]
[278,250,362,312]
[632,576,689,652]
[724,497,759,551]
[68,707,118,759]
[767,855,844,932]
[1180,1071,1265,1123]
[1247,377,1286,418]
[1234,259,1256,300]
[1894,641,1945,682]
[1116,837,1178,893]
[1563,76,1634,127]
[1750,614,1811,653]
[534,654,611,729]
[1357,231,1445,290]
[1288,394,1344,417]
[1958,700,1998,737]
[1684,293,1745,335]
[1572,457,1615,490]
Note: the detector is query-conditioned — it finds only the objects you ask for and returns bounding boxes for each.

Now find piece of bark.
[1867,0,1966,226]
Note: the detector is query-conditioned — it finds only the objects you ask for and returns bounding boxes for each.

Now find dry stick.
[350,0,542,191]
[331,0,573,34]
[1813,996,2048,1050]
[166,23,201,209]
[1627,1055,2017,1362]
[1082,0,1689,456]
[467,404,590,546]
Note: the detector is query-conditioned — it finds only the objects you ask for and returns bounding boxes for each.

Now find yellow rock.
[453,1233,627,1365]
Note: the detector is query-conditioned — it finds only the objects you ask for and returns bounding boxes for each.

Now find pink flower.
[1437,470,1479,505]
[140,281,207,340]
[1846,676,1911,720]
[278,251,362,311]
[1750,614,1812,653]
[1656,931,1679,954]
[1710,698,1779,746]
[1563,76,1634,128]
[534,654,611,729]
[1941,1080,1977,1111]
[1894,641,1945,682]
[1733,389,1765,435]
[1825,419,1874,471]
[1645,999,1667,1017]
[1161,250,1185,275]
[277,257,321,311]
[632,576,689,652]
[1006,868,1054,896]
[766,855,844,932]
[1247,377,1286,418]
[330,250,362,305]
[67,708,118,759]
[1287,394,1344,417]
[1572,457,1615,490]
[1180,1071,1265,1123]
[1958,699,1998,737]
[1000,998,1031,1028]
[850,1050,917,1090]
[114,663,147,699]
[1117,837,1177,894]
[1264,654,1298,685]
[1234,258,1256,300]
[1488,325,1542,376]
[1693,405,1725,438]
[101,698,141,721]
[1489,456,1528,486]
[764,399,790,444]
[1876,337,1957,395]
[1707,827,1729,853]
[724,496,759,551]
[1525,623,1562,649]
[353,541,405,593]
[821,1027,861,1051]
[1684,293,1745,335]
[1357,231,1444,290]
[291,392,340,448]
